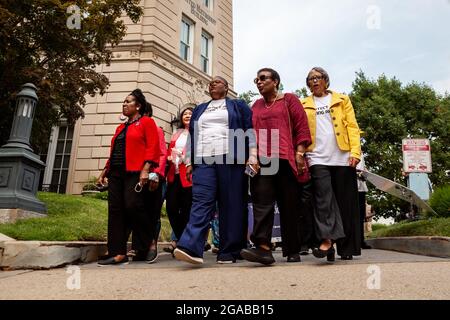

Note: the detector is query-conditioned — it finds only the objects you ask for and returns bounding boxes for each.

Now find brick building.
[40,0,234,194]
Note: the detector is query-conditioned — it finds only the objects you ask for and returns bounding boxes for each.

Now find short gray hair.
[306,67,330,89]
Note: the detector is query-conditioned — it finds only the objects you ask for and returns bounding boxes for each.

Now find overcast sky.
[232,0,450,96]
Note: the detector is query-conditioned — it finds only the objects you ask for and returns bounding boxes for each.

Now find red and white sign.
[402,139,432,173]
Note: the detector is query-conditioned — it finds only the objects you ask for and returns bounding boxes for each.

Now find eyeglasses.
[209,80,225,86]
[307,75,324,82]
[253,75,272,84]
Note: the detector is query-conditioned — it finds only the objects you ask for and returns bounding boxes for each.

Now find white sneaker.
[173,248,203,265]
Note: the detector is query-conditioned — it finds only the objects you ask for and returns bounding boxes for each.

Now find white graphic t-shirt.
[307,94,349,166]
[196,99,229,157]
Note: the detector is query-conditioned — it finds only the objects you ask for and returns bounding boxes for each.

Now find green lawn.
[0,192,171,242]
[368,218,450,238]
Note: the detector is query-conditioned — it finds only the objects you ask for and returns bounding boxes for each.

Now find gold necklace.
[264,94,279,109]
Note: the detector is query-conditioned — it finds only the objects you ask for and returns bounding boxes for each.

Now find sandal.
[163,244,176,254]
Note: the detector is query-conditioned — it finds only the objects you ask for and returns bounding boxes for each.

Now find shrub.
[429,185,450,218]
[82,177,99,192]
[371,223,388,232]
[94,191,108,201]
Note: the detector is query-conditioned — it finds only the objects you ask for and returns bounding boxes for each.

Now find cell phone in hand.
[96,183,108,192]
[245,164,257,178]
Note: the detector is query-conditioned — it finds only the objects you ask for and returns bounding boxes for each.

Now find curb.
[366,236,450,258]
[0,233,15,242]
[0,240,172,270]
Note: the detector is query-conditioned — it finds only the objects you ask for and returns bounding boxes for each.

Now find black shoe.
[340,255,353,260]
[146,249,158,264]
[204,243,211,252]
[132,250,148,261]
[97,256,129,266]
[240,247,275,265]
[313,245,335,262]
[361,242,372,249]
[97,253,111,260]
[163,245,175,254]
[287,253,301,263]
[217,257,236,264]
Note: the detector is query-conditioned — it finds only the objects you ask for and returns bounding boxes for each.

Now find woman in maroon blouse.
[240,68,312,265]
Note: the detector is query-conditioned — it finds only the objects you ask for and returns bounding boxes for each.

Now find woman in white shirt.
[165,107,193,251]
[173,76,256,265]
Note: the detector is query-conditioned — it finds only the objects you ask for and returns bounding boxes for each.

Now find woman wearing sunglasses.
[240,68,312,265]
[96,89,161,265]
[301,67,362,261]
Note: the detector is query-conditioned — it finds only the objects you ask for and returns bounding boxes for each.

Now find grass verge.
[368,218,450,238]
[0,192,170,242]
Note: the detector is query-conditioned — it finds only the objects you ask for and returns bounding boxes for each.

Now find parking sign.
[402,139,432,173]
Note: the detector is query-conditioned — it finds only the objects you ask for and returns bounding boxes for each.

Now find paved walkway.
[0,249,449,300]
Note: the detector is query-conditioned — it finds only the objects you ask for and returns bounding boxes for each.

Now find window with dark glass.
[201,31,212,74]
[40,124,73,194]
[180,18,193,62]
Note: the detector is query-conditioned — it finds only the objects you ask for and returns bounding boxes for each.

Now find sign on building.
[402,138,432,173]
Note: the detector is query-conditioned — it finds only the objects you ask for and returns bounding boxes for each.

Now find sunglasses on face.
[254,75,272,84]
[307,75,324,82]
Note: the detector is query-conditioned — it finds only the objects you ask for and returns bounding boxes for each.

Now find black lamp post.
[170,112,181,133]
[0,83,47,218]
[3,83,38,151]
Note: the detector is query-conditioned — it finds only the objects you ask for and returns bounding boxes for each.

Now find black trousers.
[107,168,156,256]
[358,192,366,244]
[250,159,301,257]
[166,174,192,240]
[146,179,164,242]
[298,181,319,250]
[310,165,361,256]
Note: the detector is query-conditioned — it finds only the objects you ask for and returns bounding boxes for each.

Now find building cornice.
[107,40,237,97]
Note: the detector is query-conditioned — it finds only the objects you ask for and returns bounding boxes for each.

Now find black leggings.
[165,174,192,240]
[107,168,158,256]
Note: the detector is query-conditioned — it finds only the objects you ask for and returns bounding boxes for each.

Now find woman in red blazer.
[165,107,193,251]
[96,89,161,266]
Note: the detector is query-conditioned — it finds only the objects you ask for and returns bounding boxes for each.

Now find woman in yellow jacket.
[301,67,361,261]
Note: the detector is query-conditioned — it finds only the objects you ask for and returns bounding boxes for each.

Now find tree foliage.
[294,87,309,99]
[350,71,450,218]
[0,0,143,153]
[238,90,259,105]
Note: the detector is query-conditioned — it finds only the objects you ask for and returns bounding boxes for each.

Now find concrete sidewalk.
[0,249,448,300]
